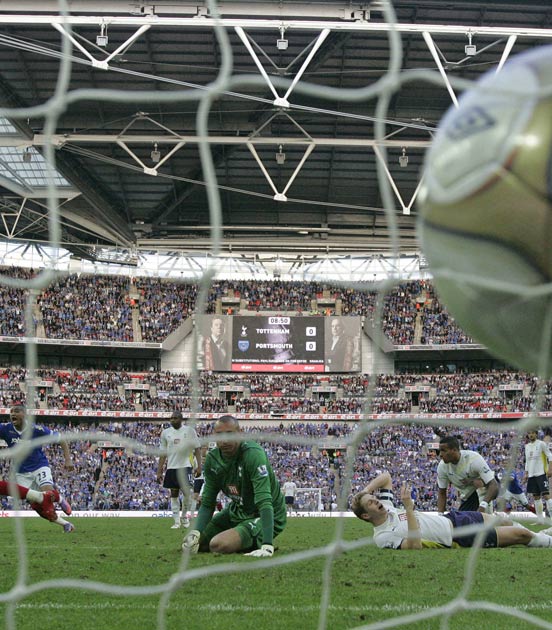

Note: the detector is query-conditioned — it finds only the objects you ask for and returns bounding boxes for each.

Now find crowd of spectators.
[0,269,542,514]
[234,397,322,414]
[134,278,198,342]
[379,281,419,345]
[0,367,549,414]
[210,280,316,313]
[39,274,133,341]
[0,267,35,337]
[420,285,473,345]
[0,267,476,345]
[0,419,540,513]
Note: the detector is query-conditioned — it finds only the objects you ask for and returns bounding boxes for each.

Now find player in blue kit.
[0,405,75,532]
[0,480,60,521]
[497,470,536,514]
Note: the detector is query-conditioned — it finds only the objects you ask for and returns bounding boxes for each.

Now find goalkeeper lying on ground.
[183,415,286,558]
[352,471,552,550]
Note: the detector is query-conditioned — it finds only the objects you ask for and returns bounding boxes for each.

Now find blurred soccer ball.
[418,45,552,375]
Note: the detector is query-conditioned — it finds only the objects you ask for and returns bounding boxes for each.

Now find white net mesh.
[0,2,551,630]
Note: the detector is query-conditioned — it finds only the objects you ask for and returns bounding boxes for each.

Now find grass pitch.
[0,517,550,630]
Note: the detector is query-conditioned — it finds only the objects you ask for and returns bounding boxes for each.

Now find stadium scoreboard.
[232,316,324,372]
[198,314,361,373]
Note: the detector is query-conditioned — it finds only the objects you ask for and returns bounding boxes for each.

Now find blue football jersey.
[507,471,524,495]
[0,422,54,472]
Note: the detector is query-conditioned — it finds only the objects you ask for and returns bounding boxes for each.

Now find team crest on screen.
[238,340,249,351]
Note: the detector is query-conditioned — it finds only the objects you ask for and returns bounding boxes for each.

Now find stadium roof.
[0,0,549,264]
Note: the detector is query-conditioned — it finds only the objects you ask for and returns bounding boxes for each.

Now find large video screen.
[197,315,361,373]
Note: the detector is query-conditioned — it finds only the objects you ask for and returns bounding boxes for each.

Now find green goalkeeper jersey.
[197,441,286,538]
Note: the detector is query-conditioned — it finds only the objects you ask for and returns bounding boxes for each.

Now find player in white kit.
[156,411,202,528]
[352,470,552,550]
[524,430,552,523]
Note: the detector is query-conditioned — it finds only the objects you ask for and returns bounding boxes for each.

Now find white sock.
[535,499,544,519]
[528,532,552,547]
[26,489,42,503]
[189,499,197,516]
[546,498,552,515]
[55,516,69,527]
[171,498,180,523]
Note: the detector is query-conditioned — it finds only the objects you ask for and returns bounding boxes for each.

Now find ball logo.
[238,340,250,352]
[445,105,495,140]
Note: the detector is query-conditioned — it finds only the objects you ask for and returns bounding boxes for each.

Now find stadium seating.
[0,367,548,414]
[0,418,538,513]
[0,267,474,345]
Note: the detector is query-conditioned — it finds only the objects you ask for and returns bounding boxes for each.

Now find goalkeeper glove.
[244,544,274,558]
[182,529,201,554]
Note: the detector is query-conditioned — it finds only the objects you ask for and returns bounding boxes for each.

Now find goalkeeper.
[182,415,286,558]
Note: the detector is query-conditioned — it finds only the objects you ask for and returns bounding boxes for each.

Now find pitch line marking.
[11,601,552,614]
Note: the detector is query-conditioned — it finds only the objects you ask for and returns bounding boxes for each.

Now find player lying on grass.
[352,471,552,549]
[182,415,286,558]
[0,480,59,522]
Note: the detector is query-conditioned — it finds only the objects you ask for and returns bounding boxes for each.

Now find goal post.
[294,487,323,512]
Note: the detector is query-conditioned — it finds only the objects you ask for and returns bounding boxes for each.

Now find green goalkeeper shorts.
[202,507,285,550]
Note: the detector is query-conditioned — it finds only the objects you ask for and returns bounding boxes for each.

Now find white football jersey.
[525,439,552,477]
[283,481,298,497]
[373,495,453,549]
[160,425,200,470]
[437,450,494,500]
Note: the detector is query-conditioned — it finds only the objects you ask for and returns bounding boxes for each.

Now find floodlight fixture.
[151,142,161,163]
[399,147,408,168]
[276,144,286,165]
[465,31,476,56]
[277,26,288,50]
[97,23,108,47]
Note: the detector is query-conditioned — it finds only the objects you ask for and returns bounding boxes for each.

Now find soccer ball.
[417,45,552,375]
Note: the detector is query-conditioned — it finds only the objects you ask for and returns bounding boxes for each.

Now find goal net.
[0,1,550,630]
[294,488,323,513]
